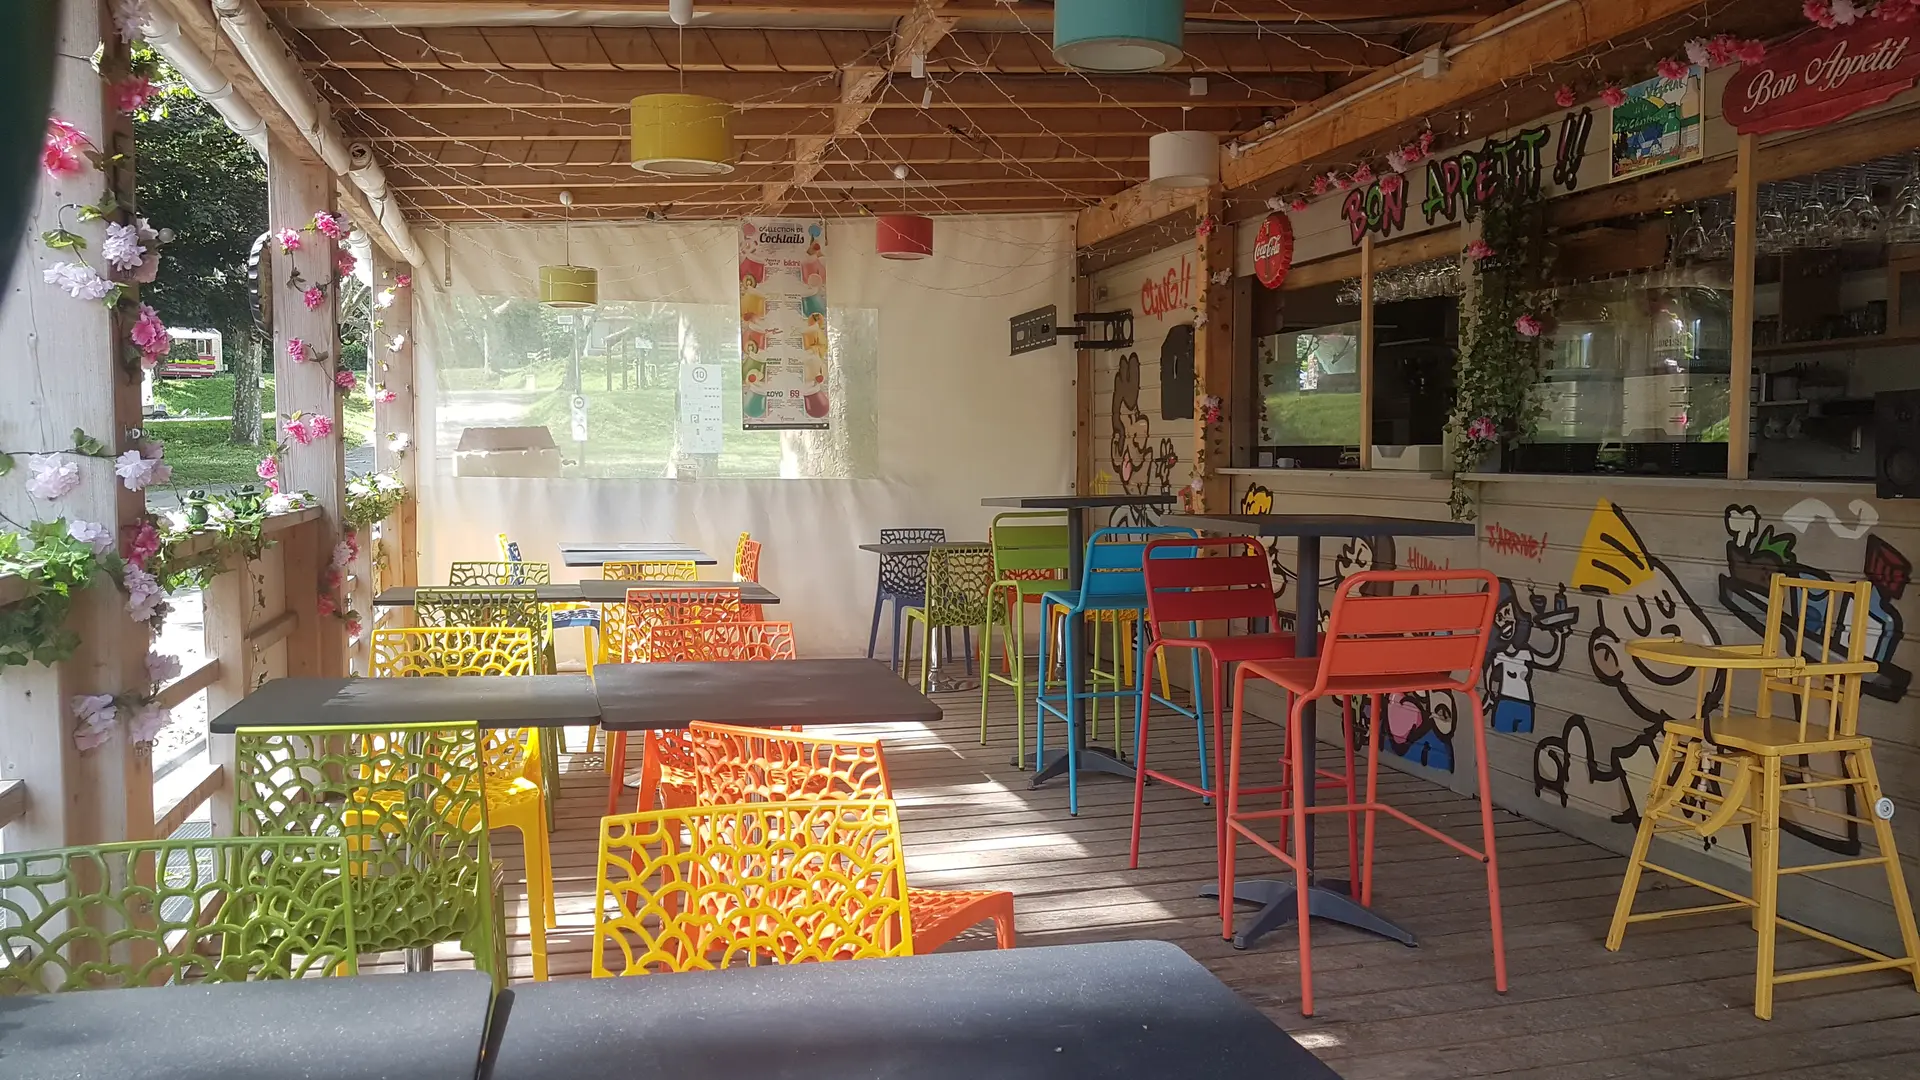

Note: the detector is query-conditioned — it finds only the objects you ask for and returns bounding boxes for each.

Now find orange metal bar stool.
[1224,569,1506,1017]
[1131,536,1299,875]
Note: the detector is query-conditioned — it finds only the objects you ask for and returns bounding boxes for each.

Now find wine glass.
[1887,160,1920,243]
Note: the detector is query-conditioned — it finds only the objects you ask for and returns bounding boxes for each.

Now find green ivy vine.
[0,522,125,667]
[1447,197,1552,521]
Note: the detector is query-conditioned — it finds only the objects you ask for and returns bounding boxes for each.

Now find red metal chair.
[1132,536,1301,875]
[1224,569,1505,1016]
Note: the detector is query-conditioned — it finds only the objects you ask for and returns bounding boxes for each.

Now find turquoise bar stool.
[1034,525,1200,815]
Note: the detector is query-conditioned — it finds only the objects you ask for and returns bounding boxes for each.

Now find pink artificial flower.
[122,520,161,568]
[1400,141,1427,167]
[111,75,154,113]
[316,593,337,618]
[1466,416,1497,442]
[313,212,345,240]
[43,119,92,178]
[1554,84,1577,109]
[345,617,363,638]
[342,530,360,561]
[395,274,411,288]
[1881,0,1917,22]
[1732,38,1767,66]
[256,456,279,481]
[1657,57,1690,81]
[275,227,301,254]
[264,477,280,493]
[335,250,356,277]
[1805,0,1837,28]
[1351,163,1374,185]
[1830,0,1861,24]
[1288,196,1309,212]
[284,418,313,446]
[303,287,325,311]
[376,388,397,404]
[1706,34,1741,67]
[1599,84,1627,108]
[1380,173,1403,195]
[131,304,168,366]
[334,369,357,391]
[1514,314,1544,338]
[1310,174,1330,196]
[311,415,335,438]
[1467,239,1496,260]
[1417,130,1434,153]
[1336,172,1355,190]
[286,337,312,364]
[322,567,343,591]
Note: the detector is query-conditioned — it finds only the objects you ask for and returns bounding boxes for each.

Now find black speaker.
[1875,388,1920,498]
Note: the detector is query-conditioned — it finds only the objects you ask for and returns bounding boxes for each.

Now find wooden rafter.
[264,0,1508,21]
[761,0,954,210]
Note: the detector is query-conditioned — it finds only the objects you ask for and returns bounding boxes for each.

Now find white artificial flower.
[331,540,354,569]
[163,508,189,531]
[374,472,404,492]
[26,454,81,500]
[206,502,234,523]
[114,448,170,491]
[263,493,299,515]
[102,220,146,271]
[71,693,118,751]
[111,0,151,41]
[128,702,171,744]
[146,651,182,685]
[1832,0,1860,24]
[376,288,396,310]
[387,332,407,352]
[387,432,411,453]
[1684,38,1711,67]
[42,261,114,301]
[124,566,165,622]
[66,519,114,554]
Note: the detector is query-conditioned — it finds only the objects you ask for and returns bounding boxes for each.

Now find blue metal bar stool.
[1034,526,1199,815]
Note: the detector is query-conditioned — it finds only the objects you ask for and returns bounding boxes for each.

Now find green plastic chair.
[978,514,1071,764]
[0,835,358,993]
[448,560,552,587]
[900,544,999,694]
[234,720,504,984]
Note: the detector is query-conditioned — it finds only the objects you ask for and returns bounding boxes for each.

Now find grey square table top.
[558,542,715,567]
[982,494,1177,510]
[857,541,988,556]
[207,675,602,733]
[485,942,1342,1080]
[0,972,492,1080]
[1161,512,1477,539]
[593,657,942,732]
[375,581,780,606]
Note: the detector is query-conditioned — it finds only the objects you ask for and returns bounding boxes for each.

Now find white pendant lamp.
[1149,130,1217,190]
[1053,0,1185,73]
[540,191,598,308]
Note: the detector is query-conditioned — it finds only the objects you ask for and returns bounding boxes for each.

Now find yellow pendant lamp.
[539,191,598,308]
[630,93,736,176]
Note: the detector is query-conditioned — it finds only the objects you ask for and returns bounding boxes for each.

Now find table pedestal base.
[1030,745,1135,787]
[1200,877,1417,950]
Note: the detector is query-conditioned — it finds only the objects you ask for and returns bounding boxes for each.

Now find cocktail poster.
[739,218,830,429]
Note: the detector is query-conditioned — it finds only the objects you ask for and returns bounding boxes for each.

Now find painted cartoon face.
[1335,537,1376,580]
[1492,597,1519,642]
[1114,396,1151,485]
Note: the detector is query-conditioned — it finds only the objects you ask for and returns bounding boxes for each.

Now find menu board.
[1609,68,1703,181]
[739,217,830,430]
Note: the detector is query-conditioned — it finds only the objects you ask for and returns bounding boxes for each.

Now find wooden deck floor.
[470,681,1920,1079]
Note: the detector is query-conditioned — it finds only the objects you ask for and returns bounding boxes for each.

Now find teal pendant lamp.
[1052,0,1184,73]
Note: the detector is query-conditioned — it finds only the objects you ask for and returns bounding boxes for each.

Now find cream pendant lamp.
[1149,130,1217,190]
[1053,0,1184,73]
[539,191,598,308]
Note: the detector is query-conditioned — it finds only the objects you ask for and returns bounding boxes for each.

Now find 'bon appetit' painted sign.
[1724,23,1920,134]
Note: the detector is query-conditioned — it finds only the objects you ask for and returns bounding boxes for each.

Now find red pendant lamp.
[876,213,933,260]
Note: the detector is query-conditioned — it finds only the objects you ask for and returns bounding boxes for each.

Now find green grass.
[150,374,374,488]
[1262,392,1363,445]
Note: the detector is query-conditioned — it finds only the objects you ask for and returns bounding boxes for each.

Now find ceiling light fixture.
[911,51,927,79]
[669,0,693,26]
[1149,129,1218,190]
[1052,0,1184,73]
[630,93,735,175]
[539,191,598,308]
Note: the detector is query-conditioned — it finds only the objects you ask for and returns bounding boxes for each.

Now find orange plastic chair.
[650,620,794,663]
[733,533,766,620]
[602,587,744,816]
[687,722,1016,952]
[592,800,915,975]
[1224,569,1505,1017]
[1133,536,1299,874]
[596,559,700,663]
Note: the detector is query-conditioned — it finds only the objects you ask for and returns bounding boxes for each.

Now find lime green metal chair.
[979,514,1070,764]
[234,720,504,984]
[448,560,551,588]
[0,835,358,993]
[901,544,999,694]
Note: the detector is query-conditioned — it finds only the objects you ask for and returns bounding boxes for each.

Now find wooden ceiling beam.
[315,68,1320,110]
[383,158,1132,188]
[266,0,1507,21]
[412,200,1079,221]
[382,134,1151,168]
[399,180,1129,206]
[289,26,1403,75]
[342,104,1271,142]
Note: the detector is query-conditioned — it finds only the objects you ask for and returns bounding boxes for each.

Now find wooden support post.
[1073,265,1093,495]
[1729,132,1758,482]
[372,251,418,590]
[0,0,152,848]
[1193,197,1234,512]
[269,138,348,675]
[1358,235,1375,470]
[200,555,254,836]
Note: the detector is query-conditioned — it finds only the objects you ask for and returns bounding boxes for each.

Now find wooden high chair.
[1608,574,1920,1019]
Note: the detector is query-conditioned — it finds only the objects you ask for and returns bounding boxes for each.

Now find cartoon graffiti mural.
[1719,504,1912,703]
[1109,350,1179,527]
[1485,582,1578,734]
[1534,500,1724,827]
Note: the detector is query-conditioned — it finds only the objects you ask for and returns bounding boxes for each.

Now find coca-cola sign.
[1723,25,1920,135]
[1253,212,1295,290]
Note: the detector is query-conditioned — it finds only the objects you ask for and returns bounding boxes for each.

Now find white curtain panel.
[411,214,1077,658]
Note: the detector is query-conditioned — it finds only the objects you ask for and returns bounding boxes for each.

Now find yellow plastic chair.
[592,800,914,976]
[1607,574,1920,1019]
[596,559,700,663]
[371,626,557,982]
